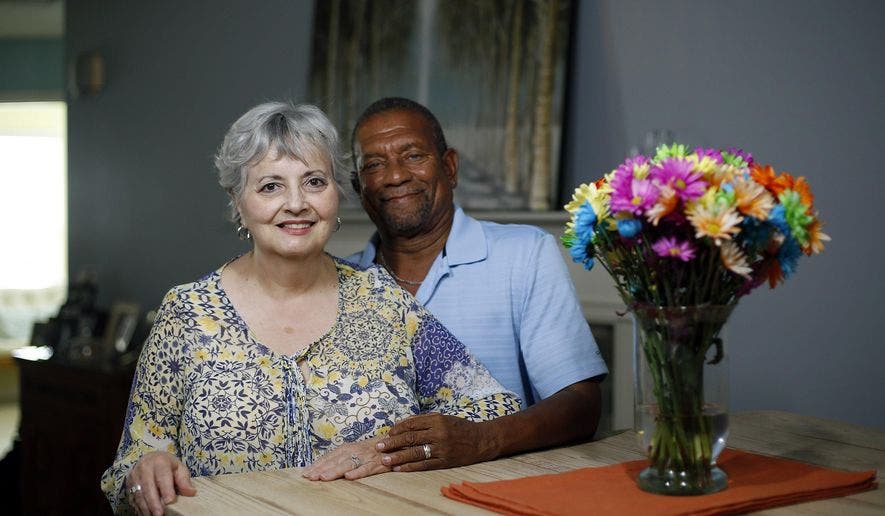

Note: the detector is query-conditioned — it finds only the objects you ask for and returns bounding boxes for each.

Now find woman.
[101,102,520,515]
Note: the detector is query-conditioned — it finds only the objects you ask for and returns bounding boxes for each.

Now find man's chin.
[379,209,430,237]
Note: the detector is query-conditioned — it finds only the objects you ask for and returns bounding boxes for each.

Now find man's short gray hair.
[215,101,344,222]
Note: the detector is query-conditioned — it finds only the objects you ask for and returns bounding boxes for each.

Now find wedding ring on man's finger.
[422,443,432,460]
[129,484,142,495]
[351,454,361,470]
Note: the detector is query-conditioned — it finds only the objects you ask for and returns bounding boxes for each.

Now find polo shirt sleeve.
[518,233,609,400]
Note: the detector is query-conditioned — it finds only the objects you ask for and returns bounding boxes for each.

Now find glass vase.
[632,304,734,495]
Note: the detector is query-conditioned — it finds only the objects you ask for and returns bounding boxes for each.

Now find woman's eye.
[260,182,281,193]
[305,177,327,189]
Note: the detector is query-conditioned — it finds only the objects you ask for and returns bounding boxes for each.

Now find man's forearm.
[480,378,603,459]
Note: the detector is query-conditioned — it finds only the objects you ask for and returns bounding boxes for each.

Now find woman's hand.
[125,451,197,516]
[303,437,390,481]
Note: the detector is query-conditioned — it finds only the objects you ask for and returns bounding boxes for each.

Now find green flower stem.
[637,306,731,492]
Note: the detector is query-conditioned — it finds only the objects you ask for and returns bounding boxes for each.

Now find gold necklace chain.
[377,252,424,286]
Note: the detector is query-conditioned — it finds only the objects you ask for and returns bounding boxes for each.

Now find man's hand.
[376,379,602,472]
[303,437,390,481]
[375,413,497,472]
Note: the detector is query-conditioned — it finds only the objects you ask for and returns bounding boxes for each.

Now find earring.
[334,217,342,232]
[236,223,252,240]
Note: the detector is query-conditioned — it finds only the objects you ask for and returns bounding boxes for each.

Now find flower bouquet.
[563,143,828,495]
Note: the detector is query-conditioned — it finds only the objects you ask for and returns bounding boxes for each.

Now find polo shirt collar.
[443,205,488,266]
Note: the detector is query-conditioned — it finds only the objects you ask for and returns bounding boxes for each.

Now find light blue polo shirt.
[347,206,608,408]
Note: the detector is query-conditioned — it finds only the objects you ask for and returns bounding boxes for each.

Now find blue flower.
[740,216,772,248]
[617,218,642,238]
[768,205,791,237]
[573,201,597,241]
[778,235,802,278]
[569,232,594,270]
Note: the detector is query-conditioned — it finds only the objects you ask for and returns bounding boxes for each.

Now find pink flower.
[610,160,659,216]
[651,158,707,201]
[652,236,697,262]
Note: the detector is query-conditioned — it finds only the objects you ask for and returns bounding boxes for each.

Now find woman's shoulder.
[332,256,419,308]
[157,264,227,308]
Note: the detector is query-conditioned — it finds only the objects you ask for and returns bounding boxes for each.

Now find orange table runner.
[442,448,877,515]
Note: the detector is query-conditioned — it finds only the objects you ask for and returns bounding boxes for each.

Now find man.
[347,97,608,472]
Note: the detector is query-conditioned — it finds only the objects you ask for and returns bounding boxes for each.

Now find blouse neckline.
[211,255,346,362]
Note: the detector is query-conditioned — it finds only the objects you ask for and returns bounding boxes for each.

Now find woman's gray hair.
[214,101,345,222]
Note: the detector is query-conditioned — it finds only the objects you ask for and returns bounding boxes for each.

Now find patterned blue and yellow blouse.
[101,258,520,511]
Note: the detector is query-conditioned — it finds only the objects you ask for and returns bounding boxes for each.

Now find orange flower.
[791,176,814,210]
[686,204,743,245]
[803,218,831,255]
[733,176,775,220]
[763,257,784,288]
[751,164,814,211]
[645,184,678,226]
[720,242,752,278]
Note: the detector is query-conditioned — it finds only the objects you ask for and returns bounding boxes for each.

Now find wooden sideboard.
[15,354,134,515]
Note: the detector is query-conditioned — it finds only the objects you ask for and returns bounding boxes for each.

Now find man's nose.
[383,159,411,185]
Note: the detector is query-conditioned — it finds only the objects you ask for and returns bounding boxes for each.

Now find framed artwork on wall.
[309,0,575,211]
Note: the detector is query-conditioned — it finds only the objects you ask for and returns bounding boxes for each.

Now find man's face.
[354,109,457,237]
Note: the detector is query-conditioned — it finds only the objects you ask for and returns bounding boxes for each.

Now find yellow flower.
[405,312,419,339]
[148,421,164,438]
[720,242,752,277]
[258,451,273,464]
[636,163,651,179]
[328,370,342,382]
[382,371,393,383]
[437,386,453,400]
[315,420,337,440]
[687,203,743,245]
[565,181,611,220]
[357,376,369,388]
[195,348,209,361]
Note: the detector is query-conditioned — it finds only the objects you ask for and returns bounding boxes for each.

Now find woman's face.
[236,150,339,260]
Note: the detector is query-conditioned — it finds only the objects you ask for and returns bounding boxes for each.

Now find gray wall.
[67,0,314,307]
[67,1,884,427]
[566,0,885,428]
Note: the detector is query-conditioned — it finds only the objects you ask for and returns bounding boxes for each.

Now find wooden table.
[167,411,882,515]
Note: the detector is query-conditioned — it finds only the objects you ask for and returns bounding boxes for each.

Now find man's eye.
[405,153,425,162]
[362,161,382,172]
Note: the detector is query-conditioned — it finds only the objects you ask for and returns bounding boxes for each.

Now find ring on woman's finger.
[422,443,432,460]
[350,454,361,470]
[129,484,142,495]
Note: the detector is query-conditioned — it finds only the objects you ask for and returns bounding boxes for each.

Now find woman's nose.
[285,187,307,212]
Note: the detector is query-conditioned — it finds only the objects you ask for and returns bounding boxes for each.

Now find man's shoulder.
[473,219,555,255]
